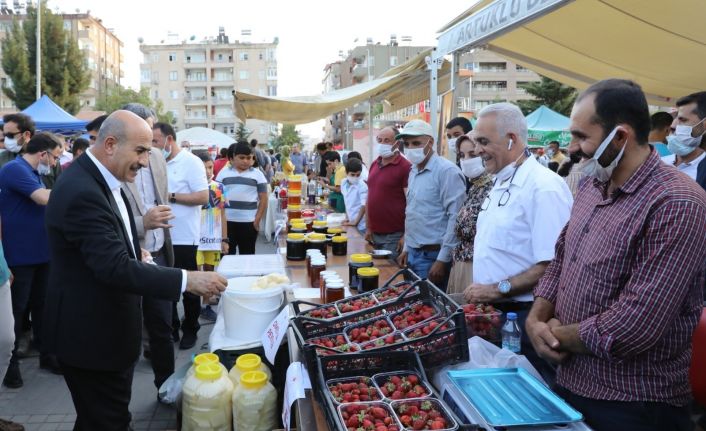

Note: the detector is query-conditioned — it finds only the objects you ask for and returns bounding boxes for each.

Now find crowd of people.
[0,78,705,430]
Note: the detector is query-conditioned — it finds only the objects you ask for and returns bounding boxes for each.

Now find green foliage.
[94,86,175,125]
[516,76,577,116]
[1,4,89,113]
[270,124,301,151]
[235,122,252,141]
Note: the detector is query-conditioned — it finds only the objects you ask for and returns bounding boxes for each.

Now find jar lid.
[289,218,305,225]
[195,363,222,381]
[320,270,338,276]
[287,233,305,241]
[235,353,262,372]
[326,282,344,288]
[332,235,348,243]
[193,352,220,367]
[288,175,302,182]
[357,267,380,277]
[313,220,327,227]
[350,253,372,263]
[328,228,344,234]
[240,370,268,389]
[306,249,323,255]
[291,223,307,230]
[311,258,326,265]
[308,233,326,241]
[288,204,302,210]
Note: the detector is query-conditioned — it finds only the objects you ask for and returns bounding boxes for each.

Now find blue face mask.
[161,138,171,159]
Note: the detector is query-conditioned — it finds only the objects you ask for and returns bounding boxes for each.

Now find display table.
[282,225,401,430]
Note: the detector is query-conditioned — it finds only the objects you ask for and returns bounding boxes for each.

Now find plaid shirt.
[536,150,706,406]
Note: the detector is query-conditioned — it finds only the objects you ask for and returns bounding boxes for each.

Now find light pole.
[36,0,41,100]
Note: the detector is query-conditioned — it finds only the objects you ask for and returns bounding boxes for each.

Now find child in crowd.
[195,151,228,321]
[341,157,367,234]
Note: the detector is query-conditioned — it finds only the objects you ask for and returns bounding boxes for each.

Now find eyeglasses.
[4,131,20,139]
[43,151,60,162]
[481,148,530,211]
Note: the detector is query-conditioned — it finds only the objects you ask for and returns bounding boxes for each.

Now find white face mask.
[447,137,457,154]
[580,126,626,182]
[460,157,485,179]
[37,162,51,176]
[406,139,431,165]
[546,149,555,157]
[4,137,21,153]
[347,175,360,185]
[377,143,395,158]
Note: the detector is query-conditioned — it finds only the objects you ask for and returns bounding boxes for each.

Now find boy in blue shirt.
[341,158,368,234]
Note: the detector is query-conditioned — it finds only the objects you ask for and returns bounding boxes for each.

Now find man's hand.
[463,283,501,303]
[364,230,373,244]
[397,237,404,253]
[221,242,229,255]
[143,205,174,230]
[186,271,227,298]
[140,248,154,264]
[526,317,570,364]
[253,219,261,232]
[396,250,408,268]
[428,261,447,285]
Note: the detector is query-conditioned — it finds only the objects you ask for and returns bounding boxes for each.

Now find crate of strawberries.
[461,303,504,345]
[390,398,458,431]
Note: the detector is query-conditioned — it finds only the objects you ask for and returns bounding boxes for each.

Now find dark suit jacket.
[44,154,182,372]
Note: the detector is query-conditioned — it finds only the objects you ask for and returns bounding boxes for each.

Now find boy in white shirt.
[341,158,368,234]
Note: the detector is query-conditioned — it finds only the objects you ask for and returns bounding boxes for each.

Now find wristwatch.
[221,239,230,244]
[497,279,512,295]
[169,192,176,204]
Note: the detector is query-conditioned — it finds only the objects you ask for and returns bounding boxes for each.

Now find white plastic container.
[228,353,272,388]
[223,277,284,343]
[182,363,234,431]
[232,370,278,431]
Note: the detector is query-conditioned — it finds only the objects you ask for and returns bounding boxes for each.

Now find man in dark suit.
[44,110,227,430]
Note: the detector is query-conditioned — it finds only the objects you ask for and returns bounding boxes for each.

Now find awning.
[234,49,451,124]
[437,0,706,105]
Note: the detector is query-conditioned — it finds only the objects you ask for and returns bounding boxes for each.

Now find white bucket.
[222,277,284,344]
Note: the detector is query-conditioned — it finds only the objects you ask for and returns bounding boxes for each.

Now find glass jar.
[306,233,327,255]
[287,191,301,206]
[310,257,326,290]
[319,271,339,301]
[325,281,345,303]
[305,249,322,277]
[289,223,307,234]
[288,175,302,193]
[287,205,302,221]
[348,254,373,290]
[331,235,348,256]
[286,233,306,261]
[312,220,328,234]
[357,267,380,293]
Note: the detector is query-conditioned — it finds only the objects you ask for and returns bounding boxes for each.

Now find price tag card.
[281,362,311,431]
[261,306,290,365]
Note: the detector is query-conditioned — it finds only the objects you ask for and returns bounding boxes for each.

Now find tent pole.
[368,97,374,165]
[428,50,440,148]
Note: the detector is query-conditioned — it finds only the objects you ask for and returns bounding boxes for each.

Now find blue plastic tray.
[447,368,583,427]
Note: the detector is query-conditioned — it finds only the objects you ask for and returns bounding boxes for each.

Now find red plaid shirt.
[536,150,706,406]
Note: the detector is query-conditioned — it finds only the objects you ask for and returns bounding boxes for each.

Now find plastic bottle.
[501,312,521,353]
[228,353,272,388]
[182,363,234,431]
[316,182,323,198]
[232,371,278,431]
[308,178,317,204]
[185,352,228,380]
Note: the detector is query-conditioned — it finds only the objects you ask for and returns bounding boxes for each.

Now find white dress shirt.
[473,155,573,302]
[661,152,706,181]
[86,149,187,292]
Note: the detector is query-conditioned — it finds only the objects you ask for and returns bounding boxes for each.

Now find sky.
[52,0,472,137]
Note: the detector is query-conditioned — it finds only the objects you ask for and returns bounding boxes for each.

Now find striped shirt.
[216,166,267,223]
[536,149,706,406]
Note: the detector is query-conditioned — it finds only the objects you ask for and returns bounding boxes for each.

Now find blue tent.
[20,95,87,135]
[525,105,571,148]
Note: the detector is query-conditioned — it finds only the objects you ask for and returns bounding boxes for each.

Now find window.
[168,52,177,62]
[259,52,263,60]
[267,85,277,97]
[368,56,375,67]
[169,71,178,81]
[151,71,159,83]
[516,64,529,72]
[473,81,507,91]
[266,68,277,79]
[389,56,398,67]
[239,70,249,79]
[239,52,248,61]
[151,53,159,63]
[63,20,71,31]
[171,90,179,99]
[478,62,506,72]
[217,53,224,61]
[153,90,159,99]
[266,48,276,61]
[140,70,151,82]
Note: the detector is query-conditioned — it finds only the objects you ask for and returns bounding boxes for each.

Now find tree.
[95,86,175,125]
[516,76,577,116]
[235,122,252,141]
[1,4,89,113]
[270,124,301,151]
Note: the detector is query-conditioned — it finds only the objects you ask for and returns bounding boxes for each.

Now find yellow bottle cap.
[291,223,307,230]
[235,353,262,372]
[313,220,328,227]
[195,363,222,381]
[289,218,305,225]
[288,204,302,210]
[193,352,220,367]
[332,235,348,243]
[350,253,372,263]
[309,233,326,241]
[240,370,268,389]
[357,267,380,277]
[287,233,305,241]
[328,228,343,234]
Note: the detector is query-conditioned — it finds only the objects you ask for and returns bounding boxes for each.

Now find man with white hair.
[465,102,573,380]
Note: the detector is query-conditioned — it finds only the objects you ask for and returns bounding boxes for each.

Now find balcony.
[184,79,207,86]
[212,96,233,105]
[78,29,90,39]
[184,96,208,105]
[212,76,234,82]
[211,60,234,68]
[472,86,508,93]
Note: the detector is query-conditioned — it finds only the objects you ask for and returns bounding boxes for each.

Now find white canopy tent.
[176,127,235,149]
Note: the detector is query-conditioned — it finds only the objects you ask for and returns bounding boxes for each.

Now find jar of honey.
[306,233,327,256]
[312,220,328,234]
[310,257,326,290]
[286,233,306,261]
[288,175,302,193]
[287,191,302,206]
[289,223,307,234]
[319,271,339,301]
[306,250,323,278]
[325,281,345,303]
[357,267,380,292]
[348,254,373,290]
[331,235,348,256]
[287,205,302,221]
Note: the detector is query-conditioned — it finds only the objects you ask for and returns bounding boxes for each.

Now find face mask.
[37,162,51,176]
[377,143,394,158]
[347,175,360,185]
[161,138,172,160]
[580,126,626,182]
[546,149,555,157]
[460,157,485,179]
[666,124,703,156]
[406,140,431,165]
[4,137,21,153]
[447,138,457,154]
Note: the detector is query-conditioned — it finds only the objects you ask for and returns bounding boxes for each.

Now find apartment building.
[139,28,278,144]
[0,10,124,113]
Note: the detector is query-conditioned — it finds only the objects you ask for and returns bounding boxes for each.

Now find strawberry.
[407,374,419,385]
[430,420,446,430]
[412,418,426,430]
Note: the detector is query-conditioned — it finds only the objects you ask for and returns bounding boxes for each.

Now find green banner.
[527,129,571,148]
